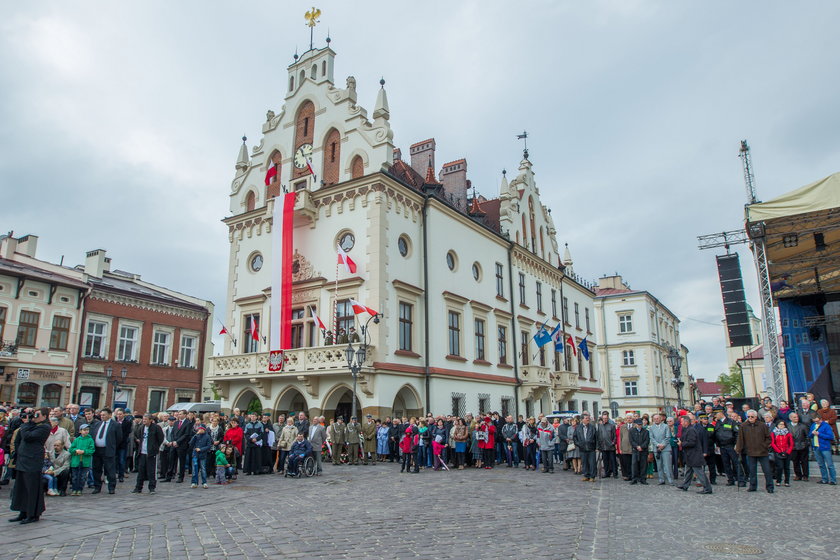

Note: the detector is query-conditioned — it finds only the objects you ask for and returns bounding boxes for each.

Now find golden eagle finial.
[305,7,321,28]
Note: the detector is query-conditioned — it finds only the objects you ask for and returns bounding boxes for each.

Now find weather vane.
[516,130,529,159]
[305,7,321,51]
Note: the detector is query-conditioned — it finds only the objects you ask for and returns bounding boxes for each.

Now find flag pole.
[334,248,340,340]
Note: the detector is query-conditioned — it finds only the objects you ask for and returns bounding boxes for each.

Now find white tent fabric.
[746,172,840,222]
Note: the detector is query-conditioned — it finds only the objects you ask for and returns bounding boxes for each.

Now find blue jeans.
[116,447,127,478]
[42,473,56,491]
[417,445,427,467]
[71,467,90,492]
[815,448,837,483]
[191,454,207,485]
[505,442,520,466]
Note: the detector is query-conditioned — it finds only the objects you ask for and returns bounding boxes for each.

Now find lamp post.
[105,366,128,408]
[344,313,380,421]
[667,346,684,412]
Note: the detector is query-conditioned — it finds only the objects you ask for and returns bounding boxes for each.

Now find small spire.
[499,169,509,195]
[293,46,299,61]
[563,243,573,267]
[373,77,389,121]
[326,28,331,46]
[236,135,250,171]
[424,156,438,185]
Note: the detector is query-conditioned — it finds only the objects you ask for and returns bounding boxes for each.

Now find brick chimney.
[85,249,110,278]
[597,275,626,291]
[409,138,435,177]
[440,158,468,209]
[15,234,38,258]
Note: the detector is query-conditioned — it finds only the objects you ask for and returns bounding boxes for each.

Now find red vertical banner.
[270,192,296,371]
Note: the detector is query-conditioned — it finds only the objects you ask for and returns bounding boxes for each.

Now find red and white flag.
[337,244,357,274]
[306,157,315,176]
[270,192,296,351]
[250,316,260,342]
[350,298,379,317]
[310,307,327,331]
[264,165,278,186]
[566,334,577,356]
[219,326,228,335]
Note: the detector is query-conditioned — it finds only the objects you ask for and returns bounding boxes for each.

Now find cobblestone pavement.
[2,458,838,560]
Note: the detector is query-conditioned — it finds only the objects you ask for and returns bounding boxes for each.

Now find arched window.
[529,197,537,253]
[350,155,364,179]
[321,60,327,76]
[322,128,341,185]
[17,382,38,406]
[245,191,256,212]
[539,226,544,258]
[299,69,305,84]
[521,214,528,248]
[42,383,62,408]
[293,101,315,180]
[289,76,294,91]
[311,65,317,79]
[266,150,282,199]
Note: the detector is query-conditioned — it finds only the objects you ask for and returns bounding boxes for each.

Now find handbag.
[567,442,576,451]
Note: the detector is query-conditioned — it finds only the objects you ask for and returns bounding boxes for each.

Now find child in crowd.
[189,425,212,488]
[215,443,231,484]
[68,424,94,496]
[223,442,239,481]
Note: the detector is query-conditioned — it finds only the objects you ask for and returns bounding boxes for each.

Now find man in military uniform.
[328,416,346,465]
[345,416,361,465]
[362,414,377,465]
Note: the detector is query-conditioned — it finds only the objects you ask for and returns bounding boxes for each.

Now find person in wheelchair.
[286,433,313,477]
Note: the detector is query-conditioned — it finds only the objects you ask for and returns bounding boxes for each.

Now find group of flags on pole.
[533,322,589,360]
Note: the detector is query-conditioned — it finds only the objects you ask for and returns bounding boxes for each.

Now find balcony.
[208,345,376,401]
[0,340,18,361]
[552,370,580,402]
[520,365,551,401]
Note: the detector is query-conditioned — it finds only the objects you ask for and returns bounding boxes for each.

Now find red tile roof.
[410,138,434,148]
[479,198,501,232]
[695,378,724,397]
[388,159,425,190]
[442,158,466,168]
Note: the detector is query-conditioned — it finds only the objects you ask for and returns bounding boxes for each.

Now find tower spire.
[373,77,390,121]
[236,135,249,171]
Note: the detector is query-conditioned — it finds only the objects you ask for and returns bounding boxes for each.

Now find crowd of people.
[1,392,837,523]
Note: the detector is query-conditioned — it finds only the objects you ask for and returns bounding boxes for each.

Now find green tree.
[717,365,744,397]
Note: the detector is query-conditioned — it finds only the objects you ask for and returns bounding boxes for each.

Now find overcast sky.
[2,1,839,380]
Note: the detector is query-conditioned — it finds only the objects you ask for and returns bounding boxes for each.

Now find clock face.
[339,232,355,252]
[293,143,313,169]
[250,254,263,272]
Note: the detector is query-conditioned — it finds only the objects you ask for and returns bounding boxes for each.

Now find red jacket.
[478,424,496,449]
[225,426,244,454]
[770,431,793,455]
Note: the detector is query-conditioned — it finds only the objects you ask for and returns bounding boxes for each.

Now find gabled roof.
[90,273,208,312]
[594,287,639,296]
[478,198,501,232]
[0,258,89,290]
[387,160,425,191]
[695,379,724,397]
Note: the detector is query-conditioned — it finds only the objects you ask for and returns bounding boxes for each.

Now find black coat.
[629,426,650,452]
[681,424,705,467]
[14,421,51,473]
[135,422,164,456]
[89,419,124,458]
[116,417,133,450]
[573,422,597,452]
[170,419,193,447]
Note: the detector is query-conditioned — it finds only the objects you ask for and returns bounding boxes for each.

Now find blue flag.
[533,323,552,348]
[550,323,563,352]
[578,336,590,361]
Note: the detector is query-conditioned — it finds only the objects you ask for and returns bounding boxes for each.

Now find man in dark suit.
[90,407,123,494]
[113,408,133,482]
[169,410,193,483]
[574,412,598,482]
[132,414,164,494]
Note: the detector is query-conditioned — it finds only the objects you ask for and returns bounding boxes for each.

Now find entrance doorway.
[330,389,360,422]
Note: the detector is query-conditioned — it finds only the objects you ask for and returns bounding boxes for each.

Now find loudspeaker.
[716,254,753,347]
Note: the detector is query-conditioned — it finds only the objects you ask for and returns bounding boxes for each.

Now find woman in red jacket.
[477,416,496,470]
[223,418,245,472]
[770,420,794,486]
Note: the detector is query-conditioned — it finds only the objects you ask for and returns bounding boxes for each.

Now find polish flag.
[337,244,357,274]
[350,299,379,317]
[310,307,327,331]
[250,316,260,341]
[219,326,228,335]
[566,334,577,356]
[306,157,315,176]
[264,165,278,186]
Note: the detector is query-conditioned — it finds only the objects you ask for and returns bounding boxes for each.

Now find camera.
[21,411,34,420]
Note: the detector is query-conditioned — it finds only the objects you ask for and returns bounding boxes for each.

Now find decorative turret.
[373,77,390,122]
[236,136,249,172]
[563,243,574,270]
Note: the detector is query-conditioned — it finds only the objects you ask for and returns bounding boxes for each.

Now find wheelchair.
[284,451,316,478]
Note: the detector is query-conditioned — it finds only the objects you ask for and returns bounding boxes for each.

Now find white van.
[166,401,221,414]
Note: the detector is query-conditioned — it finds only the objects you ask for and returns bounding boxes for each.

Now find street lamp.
[344,313,380,421]
[105,366,128,407]
[667,346,684,412]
